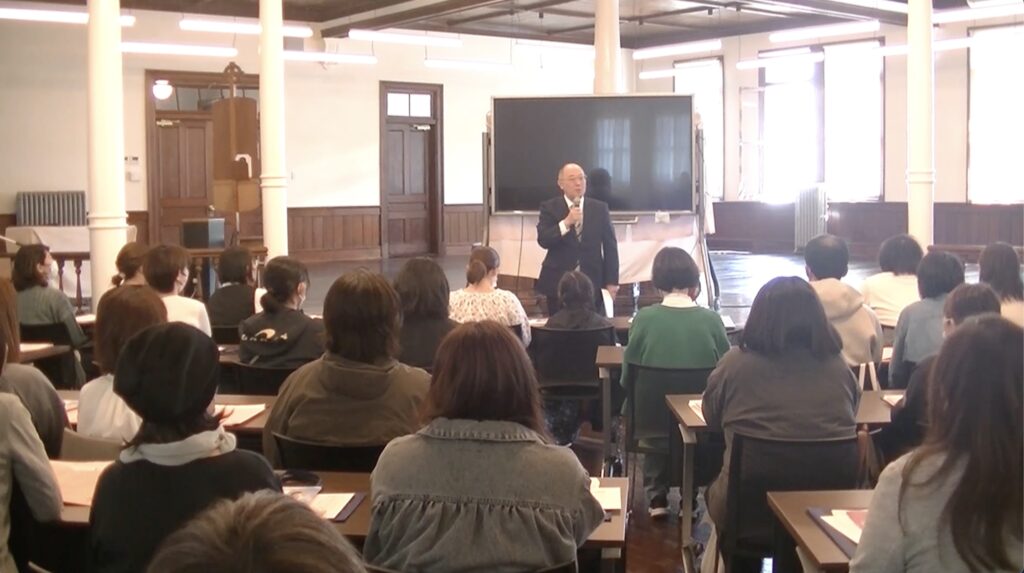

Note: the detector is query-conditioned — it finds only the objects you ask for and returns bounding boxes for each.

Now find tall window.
[761,54,822,203]
[824,41,883,201]
[674,58,725,199]
[969,26,1024,204]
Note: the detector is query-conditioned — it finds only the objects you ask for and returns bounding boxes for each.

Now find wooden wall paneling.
[827,202,907,259]
[443,204,484,254]
[708,202,795,253]
[935,203,1024,247]
[287,206,382,262]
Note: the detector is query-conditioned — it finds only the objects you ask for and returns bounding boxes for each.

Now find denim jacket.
[364,418,605,573]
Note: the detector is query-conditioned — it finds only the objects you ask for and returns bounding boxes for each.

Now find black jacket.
[239,308,325,369]
[535,196,619,302]
[206,283,256,327]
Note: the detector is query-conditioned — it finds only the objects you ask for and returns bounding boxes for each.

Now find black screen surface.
[492,95,693,212]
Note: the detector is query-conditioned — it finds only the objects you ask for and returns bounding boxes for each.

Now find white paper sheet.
[821,509,867,544]
[881,394,904,407]
[19,342,53,353]
[882,347,893,362]
[720,314,736,329]
[214,404,267,427]
[588,478,622,511]
[688,399,706,423]
[309,493,355,519]
[75,314,96,325]
[50,460,112,506]
[283,485,322,505]
[64,400,79,426]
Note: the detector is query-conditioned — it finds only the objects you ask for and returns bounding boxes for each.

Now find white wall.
[0,9,603,213]
[634,18,1020,203]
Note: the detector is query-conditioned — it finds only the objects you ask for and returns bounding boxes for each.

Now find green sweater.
[619,304,730,391]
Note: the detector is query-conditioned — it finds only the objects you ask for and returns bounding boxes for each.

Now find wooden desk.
[767,490,873,573]
[219,344,240,365]
[19,343,72,364]
[57,391,273,437]
[533,316,741,340]
[595,345,625,473]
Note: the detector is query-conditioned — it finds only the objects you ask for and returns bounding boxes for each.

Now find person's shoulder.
[3,362,50,385]
[0,392,24,417]
[586,196,610,211]
[222,448,276,473]
[540,196,564,210]
[391,363,431,389]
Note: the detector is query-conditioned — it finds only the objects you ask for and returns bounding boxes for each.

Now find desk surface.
[59,471,628,548]
[58,391,272,436]
[19,343,71,364]
[536,316,741,336]
[667,391,903,430]
[596,345,624,368]
[768,490,873,572]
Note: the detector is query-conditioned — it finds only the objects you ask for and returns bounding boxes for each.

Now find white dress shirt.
[161,294,213,336]
[557,195,584,236]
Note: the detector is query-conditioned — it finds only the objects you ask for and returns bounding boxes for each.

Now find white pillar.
[259,0,289,257]
[593,0,625,94]
[86,0,128,309]
[906,0,934,246]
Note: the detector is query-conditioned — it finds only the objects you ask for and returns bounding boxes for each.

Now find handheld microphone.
[571,198,580,208]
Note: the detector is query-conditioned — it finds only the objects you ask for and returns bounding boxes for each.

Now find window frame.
[672,56,726,201]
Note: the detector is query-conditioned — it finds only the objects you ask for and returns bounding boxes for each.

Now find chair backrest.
[59,429,121,461]
[20,323,73,346]
[724,432,859,554]
[273,432,386,472]
[509,323,524,342]
[530,325,616,386]
[211,325,241,345]
[234,363,296,395]
[626,364,714,445]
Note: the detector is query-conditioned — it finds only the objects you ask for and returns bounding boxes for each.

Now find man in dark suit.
[536,163,620,316]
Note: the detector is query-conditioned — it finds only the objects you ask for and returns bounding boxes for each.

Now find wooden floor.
[298,251,979,572]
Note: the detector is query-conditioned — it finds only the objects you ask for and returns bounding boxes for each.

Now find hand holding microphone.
[563,198,583,228]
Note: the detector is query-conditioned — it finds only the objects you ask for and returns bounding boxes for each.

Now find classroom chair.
[272,433,385,472]
[59,429,121,461]
[234,363,296,395]
[211,325,241,345]
[20,323,85,389]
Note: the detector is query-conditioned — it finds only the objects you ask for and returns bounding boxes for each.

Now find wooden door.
[384,123,432,256]
[153,118,214,245]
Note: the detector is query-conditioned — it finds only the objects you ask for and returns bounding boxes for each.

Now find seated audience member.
[543,271,616,446]
[364,321,604,572]
[621,247,730,518]
[804,234,883,367]
[874,283,1001,463]
[262,270,430,467]
[860,234,922,337]
[12,243,88,348]
[979,241,1024,327]
[239,257,323,369]
[851,315,1022,573]
[111,242,149,287]
[144,245,212,336]
[890,251,964,388]
[393,257,457,369]
[146,491,366,573]
[703,276,859,535]
[0,278,67,457]
[449,245,531,345]
[78,286,166,442]
[90,323,281,572]
[206,246,257,327]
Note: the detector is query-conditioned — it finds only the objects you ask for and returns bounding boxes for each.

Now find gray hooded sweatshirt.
[810,278,884,366]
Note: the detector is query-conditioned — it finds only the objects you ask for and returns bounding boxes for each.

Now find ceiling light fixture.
[822,0,908,14]
[0,7,135,26]
[736,48,824,70]
[638,59,720,80]
[632,39,723,60]
[349,28,462,47]
[121,42,238,57]
[424,58,511,71]
[179,18,313,38]
[283,50,377,64]
[932,2,1024,23]
[769,20,880,43]
[152,79,174,100]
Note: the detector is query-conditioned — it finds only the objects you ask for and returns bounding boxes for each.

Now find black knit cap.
[114,322,221,424]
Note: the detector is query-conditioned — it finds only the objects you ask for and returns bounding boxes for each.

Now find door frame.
[378,81,445,258]
[144,69,259,246]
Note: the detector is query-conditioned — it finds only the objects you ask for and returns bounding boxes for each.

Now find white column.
[259,0,289,257]
[593,0,625,94]
[86,0,128,309]
[906,0,934,246]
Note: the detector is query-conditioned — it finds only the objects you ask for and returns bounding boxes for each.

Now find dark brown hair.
[323,269,400,364]
[558,270,596,311]
[466,246,499,285]
[878,234,923,276]
[217,246,253,285]
[423,321,548,438]
[0,279,21,363]
[112,242,149,287]
[979,242,1024,302]
[901,315,1022,571]
[147,491,366,573]
[740,276,843,359]
[12,244,49,291]
[916,251,964,299]
[804,234,849,280]
[260,256,309,314]
[394,257,450,320]
[652,247,700,292]
[144,245,190,294]
[95,286,167,374]
[943,283,1001,325]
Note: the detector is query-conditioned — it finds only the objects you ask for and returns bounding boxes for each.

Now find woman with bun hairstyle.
[110,242,149,287]
[448,246,531,345]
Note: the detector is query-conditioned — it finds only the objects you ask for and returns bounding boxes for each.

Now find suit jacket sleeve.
[600,203,619,286]
[537,200,571,250]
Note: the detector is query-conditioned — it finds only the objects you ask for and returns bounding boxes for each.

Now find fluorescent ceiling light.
[933,3,1024,23]
[638,59,719,79]
[736,50,824,69]
[121,42,238,57]
[824,0,908,13]
[179,18,313,38]
[0,8,134,26]
[877,30,1023,56]
[633,39,722,60]
[283,50,377,64]
[769,20,880,43]
[349,28,461,47]
[424,58,510,71]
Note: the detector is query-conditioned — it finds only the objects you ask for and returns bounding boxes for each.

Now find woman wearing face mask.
[448,246,531,345]
[142,245,212,336]
[12,244,89,348]
[239,257,325,369]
